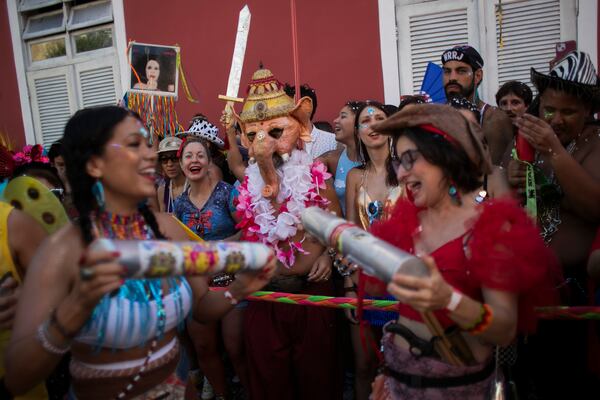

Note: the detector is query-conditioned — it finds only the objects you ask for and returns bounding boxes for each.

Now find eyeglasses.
[50,188,64,201]
[159,155,178,163]
[391,149,421,173]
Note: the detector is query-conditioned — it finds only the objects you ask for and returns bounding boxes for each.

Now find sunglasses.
[50,188,64,201]
[159,155,178,163]
[391,149,421,174]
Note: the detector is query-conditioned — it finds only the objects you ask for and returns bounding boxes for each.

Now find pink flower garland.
[235,152,331,268]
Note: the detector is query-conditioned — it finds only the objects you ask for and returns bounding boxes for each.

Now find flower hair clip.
[13,144,49,167]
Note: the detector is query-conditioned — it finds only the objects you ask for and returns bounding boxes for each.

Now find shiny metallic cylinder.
[90,239,273,279]
[301,207,429,283]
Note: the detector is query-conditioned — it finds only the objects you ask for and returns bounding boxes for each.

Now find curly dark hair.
[392,127,482,193]
[353,101,397,187]
[61,106,165,244]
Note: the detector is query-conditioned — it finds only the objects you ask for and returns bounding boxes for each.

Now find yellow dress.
[0,202,48,399]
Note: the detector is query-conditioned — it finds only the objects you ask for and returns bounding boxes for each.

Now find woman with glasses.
[3,106,275,399]
[343,101,401,400]
[156,136,186,213]
[365,104,557,399]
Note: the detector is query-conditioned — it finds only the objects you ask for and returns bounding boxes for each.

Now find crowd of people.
[0,45,598,400]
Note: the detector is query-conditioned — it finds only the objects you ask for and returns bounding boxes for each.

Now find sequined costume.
[355,168,402,327]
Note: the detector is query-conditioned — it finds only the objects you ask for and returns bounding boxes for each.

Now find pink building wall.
[123,0,385,129]
[0,4,25,149]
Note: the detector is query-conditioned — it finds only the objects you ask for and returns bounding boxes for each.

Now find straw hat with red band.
[372,104,493,176]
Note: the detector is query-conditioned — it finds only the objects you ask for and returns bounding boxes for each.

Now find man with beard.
[507,50,600,399]
[441,45,513,165]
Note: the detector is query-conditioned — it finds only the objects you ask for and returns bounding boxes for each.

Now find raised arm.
[517,115,600,220]
[5,226,123,395]
[224,124,247,182]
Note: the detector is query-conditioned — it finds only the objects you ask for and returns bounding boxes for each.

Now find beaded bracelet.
[334,259,358,277]
[465,304,493,335]
[327,248,337,259]
[37,320,70,355]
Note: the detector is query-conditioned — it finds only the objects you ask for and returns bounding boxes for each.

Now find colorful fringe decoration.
[207,288,600,319]
[125,92,184,141]
[176,49,198,103]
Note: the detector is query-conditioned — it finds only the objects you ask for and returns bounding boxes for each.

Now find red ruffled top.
[368,197,561,333]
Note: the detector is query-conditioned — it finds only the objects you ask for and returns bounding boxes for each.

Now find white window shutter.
[496,0,561,89]
[396,0,477,95]
[75,57,121,108]
[27,67,76,146]
[409,9,469,92]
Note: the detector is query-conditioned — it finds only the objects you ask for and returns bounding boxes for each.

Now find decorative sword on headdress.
[218,5,251,125]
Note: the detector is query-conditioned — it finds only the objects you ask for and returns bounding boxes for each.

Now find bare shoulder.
[154,211,189,241]
[346,167,363,184]
[317,148,343,174]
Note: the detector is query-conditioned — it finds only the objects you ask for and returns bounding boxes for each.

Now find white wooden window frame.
[482,0,578,102]
[27,32,69,67]
[22,7,66,40]
[381,0,584,105]
[69,24,115,57]
[26,65,77,144]
[67,0,113,31]
[74,55,121,109]
[7,0,128,145]
[395,0,481,98]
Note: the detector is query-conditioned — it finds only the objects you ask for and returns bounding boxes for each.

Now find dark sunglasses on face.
[50,188,64,201]
[159,155,178,163]
[391,149,421,174]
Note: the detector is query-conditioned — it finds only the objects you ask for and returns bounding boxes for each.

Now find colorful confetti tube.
[91,239,273,279]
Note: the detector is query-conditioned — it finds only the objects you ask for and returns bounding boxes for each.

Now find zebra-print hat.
[177,115,224,148]
[531,51,600,110]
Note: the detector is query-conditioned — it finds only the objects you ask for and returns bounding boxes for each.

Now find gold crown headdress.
[239,69,296,123]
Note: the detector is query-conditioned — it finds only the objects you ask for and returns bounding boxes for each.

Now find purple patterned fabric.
[372,332,494,400]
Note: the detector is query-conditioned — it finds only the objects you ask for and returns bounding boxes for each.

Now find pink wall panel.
[0,4,25,148]
[123,0,385,130]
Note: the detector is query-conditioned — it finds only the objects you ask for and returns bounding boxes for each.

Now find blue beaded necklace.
[81,211,185,350]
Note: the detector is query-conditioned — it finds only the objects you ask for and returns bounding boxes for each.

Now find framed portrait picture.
[129,42,179,97]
